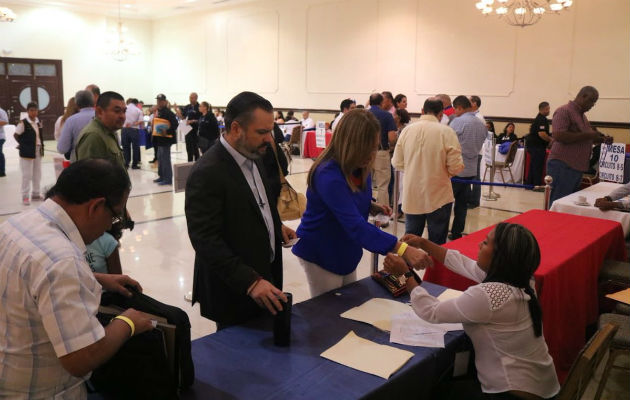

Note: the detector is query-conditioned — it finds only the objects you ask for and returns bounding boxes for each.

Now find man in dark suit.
[185,91,297,329]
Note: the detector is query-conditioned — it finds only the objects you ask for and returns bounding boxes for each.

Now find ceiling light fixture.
[105,0,139,61]
[474,0,573,27]
[0,6,16,22]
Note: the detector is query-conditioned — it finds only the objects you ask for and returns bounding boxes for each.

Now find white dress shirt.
[410,250,560,398]
[301,117,315,130]
[125,103,144,128]
[220,135,276,260]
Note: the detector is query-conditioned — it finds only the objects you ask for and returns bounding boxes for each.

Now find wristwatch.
[404,270,421,283]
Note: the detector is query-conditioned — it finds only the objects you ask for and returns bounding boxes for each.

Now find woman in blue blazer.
[292,109,432,297]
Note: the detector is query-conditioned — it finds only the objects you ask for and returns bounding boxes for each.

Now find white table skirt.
[480,143,525,184]
[549,182,630,237]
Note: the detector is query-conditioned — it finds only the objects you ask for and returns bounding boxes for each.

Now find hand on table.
[249,279,288,315]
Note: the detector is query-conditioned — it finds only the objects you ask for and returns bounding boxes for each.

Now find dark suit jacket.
[185,141,283,325]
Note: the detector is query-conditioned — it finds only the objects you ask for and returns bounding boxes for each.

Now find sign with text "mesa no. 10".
[599,143,626,183]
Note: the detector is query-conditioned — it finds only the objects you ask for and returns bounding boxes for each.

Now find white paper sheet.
[320,331,414,379]
[389,312,463,348]
[340,298,412,331]
[437,288,463,302]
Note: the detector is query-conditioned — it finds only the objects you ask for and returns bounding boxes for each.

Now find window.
[8,63,31,76]
[34,64,56,76]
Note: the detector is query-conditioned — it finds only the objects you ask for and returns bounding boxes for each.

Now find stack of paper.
[320,331,414,379]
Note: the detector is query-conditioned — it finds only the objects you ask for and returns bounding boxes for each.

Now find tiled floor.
[0,140,626,399]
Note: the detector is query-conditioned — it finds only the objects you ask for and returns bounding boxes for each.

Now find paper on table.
[340,298,412,331]
[437,288,463,302]
[320,331,414,379]
[606,288,630,305]
[390,312,463,348]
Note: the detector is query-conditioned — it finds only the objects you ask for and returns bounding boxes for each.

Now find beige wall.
[4,0,628,134]
[1,5,154,102]
[151,0,629,125]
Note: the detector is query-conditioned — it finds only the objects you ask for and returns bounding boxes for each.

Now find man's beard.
[235,136,267,160]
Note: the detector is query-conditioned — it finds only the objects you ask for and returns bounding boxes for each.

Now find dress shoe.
[153,178,163,183]
[158,181,172,186]
[149,159,157,164]
[131,165,141,170]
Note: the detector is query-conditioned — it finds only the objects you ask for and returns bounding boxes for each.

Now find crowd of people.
[0,82,623,399]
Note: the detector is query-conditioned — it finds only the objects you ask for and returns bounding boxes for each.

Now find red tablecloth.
[303,130,332,158]
[423,210,627,381]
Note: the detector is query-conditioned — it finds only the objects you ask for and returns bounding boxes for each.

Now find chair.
[599,259,630,286]
[482,141,519,183]
[593,314,630,399]
[288,125,302,156]
[556,323,618,400]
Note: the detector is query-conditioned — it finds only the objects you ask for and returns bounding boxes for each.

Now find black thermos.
[273,292,292,346]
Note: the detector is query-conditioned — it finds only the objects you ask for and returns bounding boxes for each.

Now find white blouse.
[410,250,560,398]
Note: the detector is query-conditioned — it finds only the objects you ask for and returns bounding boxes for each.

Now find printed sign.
[599,143,626,183]
[315,121,327,148]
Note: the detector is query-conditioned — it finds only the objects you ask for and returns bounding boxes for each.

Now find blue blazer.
[292,160,398,275]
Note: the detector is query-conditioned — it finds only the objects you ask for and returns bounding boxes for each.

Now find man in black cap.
[152,94,178,185]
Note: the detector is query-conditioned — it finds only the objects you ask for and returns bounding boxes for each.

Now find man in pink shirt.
[547,86,612,205]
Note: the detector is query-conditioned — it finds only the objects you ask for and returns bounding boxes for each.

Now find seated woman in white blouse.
[384,222,560,400]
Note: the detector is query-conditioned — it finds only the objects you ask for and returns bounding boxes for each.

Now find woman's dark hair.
[46,159,131,207]
[394,93,406,108]
[395,108,410,125]
[486,120,495,133]
[503,122,515,135]
[483,222,543,337]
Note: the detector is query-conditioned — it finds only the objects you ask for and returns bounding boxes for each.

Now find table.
[423,210,627,380]
[303,129,332,158]
[480,143,525,183]
[181,279,469,400]
[550,182,630,237]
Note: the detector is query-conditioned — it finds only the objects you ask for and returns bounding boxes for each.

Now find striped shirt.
[0,199,104,399]
[549,101,595,172]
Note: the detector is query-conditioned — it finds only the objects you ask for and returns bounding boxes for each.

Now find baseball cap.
[156,94,167,101]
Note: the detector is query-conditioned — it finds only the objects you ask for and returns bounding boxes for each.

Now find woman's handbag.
[271,142,306,221]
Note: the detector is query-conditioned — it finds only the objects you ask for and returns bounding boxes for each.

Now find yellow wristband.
[397,242,408,257]
[114,315,135,337]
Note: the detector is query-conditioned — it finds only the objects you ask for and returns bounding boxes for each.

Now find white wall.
[0,4,153,103]
[151,0,629,123]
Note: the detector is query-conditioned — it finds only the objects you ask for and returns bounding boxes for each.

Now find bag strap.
[269,141,288,184]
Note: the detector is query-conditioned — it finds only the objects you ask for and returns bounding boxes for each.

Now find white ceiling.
[3,0,252,20]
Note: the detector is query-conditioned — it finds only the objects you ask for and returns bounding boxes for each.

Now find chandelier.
[104,1,139,61]
[0,7,16,22]
[475,0,573,27]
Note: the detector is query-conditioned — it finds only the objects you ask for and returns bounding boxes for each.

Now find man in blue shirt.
[368,93,397,206]
[448,96,487,240]
[57,90,95,161]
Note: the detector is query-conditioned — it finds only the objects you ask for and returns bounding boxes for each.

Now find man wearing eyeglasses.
[75,91,127,171]
[0,159,153,398]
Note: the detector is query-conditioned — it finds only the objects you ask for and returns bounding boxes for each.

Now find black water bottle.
[273,292,292,346]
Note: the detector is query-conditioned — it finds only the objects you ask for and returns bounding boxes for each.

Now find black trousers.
[185,133,200,162]
[526,147,546,186]
[450,176,474,238]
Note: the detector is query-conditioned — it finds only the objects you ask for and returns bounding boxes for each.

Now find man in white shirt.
[122,98,145,169]
[301,111,315,130]
[392,98,464,244]
[0,159,153,399]
[331,98,356,132]
[14,102,43,205]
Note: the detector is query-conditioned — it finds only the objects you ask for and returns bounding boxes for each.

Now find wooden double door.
[0,57,64,140]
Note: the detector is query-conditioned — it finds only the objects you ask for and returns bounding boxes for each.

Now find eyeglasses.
[104,200,123,225]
